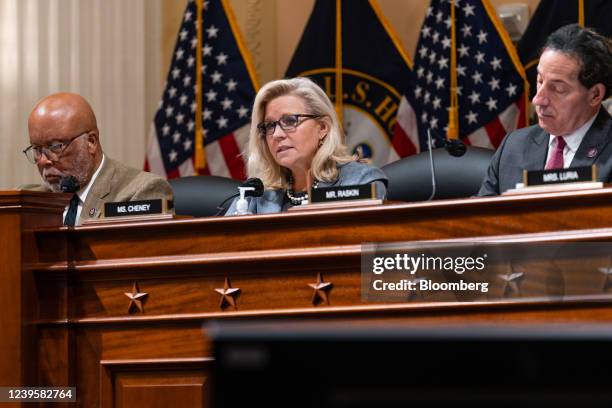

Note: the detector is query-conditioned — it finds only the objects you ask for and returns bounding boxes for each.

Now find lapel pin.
[89,208,97,217]
[587,147,598,158]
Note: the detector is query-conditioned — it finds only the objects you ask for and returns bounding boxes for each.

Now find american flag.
[145,0,258,180]
[395,0,528,152]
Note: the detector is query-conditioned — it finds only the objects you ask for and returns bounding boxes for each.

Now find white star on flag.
[206,25,219,38]
[398,0,528,154]
[146,0,258,180]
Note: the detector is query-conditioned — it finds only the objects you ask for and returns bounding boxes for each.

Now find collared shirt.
[62,154,105,225]
[545,112,598,168]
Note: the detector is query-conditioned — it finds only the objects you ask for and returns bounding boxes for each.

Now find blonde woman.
[226,77,387,214]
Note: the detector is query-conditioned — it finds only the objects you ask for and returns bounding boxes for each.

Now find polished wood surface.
[4,189,612,407]
[30,187,612,264]
[0,192,69,394]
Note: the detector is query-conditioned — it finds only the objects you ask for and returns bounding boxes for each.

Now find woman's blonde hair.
[246,77,354,189]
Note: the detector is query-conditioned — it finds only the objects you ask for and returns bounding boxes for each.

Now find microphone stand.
[426,129,467,201]
[426,129,437,201]
[213,193,239,216]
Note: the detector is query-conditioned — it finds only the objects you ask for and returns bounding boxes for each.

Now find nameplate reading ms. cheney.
[104,199,163,217]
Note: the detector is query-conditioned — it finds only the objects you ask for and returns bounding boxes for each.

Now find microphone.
[214,178,264,216]
[445,138,467,157]
[241,178,264,197]
[59,175,80,193]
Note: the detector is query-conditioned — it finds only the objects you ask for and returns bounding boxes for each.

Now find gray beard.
[44,180,62,193]
[41,148,95,193]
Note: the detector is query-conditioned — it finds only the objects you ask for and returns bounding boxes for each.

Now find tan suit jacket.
[21,157,173,224]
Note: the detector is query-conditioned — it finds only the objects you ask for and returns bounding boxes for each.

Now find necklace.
[286,189,309,205]
[286,175,318,205]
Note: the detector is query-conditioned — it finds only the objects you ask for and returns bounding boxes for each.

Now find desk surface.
[29,187,612,262]
[3,188,612,407]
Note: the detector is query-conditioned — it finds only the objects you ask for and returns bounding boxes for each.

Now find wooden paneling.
[37,327,72,387]
[8,190,612,406]
[114,372,206,408]
[0,213,25,388]
[29,189,612,267]
[100,359,212,408]
[0,191,68,395]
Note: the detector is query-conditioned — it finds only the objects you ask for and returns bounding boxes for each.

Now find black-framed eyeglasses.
[257,114,320,137]
[22,132,90,164]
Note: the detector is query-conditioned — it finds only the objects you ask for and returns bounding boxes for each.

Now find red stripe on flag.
[392,123,417,157]
[166,168,180,179]
[218,134,246,180]
[485,117,506,148]
[144,159,150,172]
[462,137,472,146]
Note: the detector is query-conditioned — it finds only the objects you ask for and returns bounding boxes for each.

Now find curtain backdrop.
[0,0,163,188]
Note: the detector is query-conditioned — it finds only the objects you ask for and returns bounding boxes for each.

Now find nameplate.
[523,166,596,187]
[310,183,377,203]
[104,199,163,217]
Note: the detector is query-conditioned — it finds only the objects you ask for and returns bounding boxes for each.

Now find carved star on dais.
[498,271,524,297]
[308,273,333,306]
[124,282,148,313]
[407,277,427,301]
[215,277,241,310]
[598,267,612,292]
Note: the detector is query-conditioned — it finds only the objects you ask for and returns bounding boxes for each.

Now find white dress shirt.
[545,113,598,168]
[62,155,105,226]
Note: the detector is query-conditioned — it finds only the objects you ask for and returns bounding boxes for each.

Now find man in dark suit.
[21,93,173,225]
[478,24,612,196]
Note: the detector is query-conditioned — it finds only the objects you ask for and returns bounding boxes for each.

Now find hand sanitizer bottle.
[234,186,255,215]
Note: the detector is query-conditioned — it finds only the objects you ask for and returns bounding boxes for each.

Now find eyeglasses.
[22,132,89,164]
[257,114,320,137]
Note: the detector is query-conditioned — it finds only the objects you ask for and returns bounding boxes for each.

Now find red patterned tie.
[545,136,566,170]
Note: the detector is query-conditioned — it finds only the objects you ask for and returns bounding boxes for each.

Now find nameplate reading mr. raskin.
[310,183,376,203]
[104,199,163,217]
[524,165,596,187]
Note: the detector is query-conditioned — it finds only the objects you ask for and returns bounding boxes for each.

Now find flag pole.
[194,0,206,173]
[482,0,530,126]
[335,0,344,128]
[447,0,459,141]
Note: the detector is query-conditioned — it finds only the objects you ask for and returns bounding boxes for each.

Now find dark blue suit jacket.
[478,109,612,196]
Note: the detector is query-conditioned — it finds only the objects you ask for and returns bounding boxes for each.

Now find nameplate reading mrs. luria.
[310,183,377,203]
[523,165,596,187]
[104,199,163,217]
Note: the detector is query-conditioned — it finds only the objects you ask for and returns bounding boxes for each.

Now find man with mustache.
[478,24,612,196]
[21,92,173,225]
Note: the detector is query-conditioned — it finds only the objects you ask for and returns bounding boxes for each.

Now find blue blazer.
[225,161,388,215]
